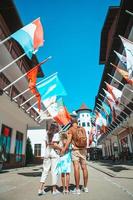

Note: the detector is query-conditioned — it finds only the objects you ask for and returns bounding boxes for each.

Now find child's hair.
[60,133,67,141]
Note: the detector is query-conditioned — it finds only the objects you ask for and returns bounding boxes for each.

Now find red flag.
[35,92,41,111]
[33,18,44,50]
[54,106,71,126]
[47,98,71,126]
[27,67,38,93]
[26,60,46,111]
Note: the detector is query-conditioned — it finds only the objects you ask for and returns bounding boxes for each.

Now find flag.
[47,98,71,125]
[106,83,122,102]
[27,60,46,93]
[27,67,38,94]
[95,111,103,127]
[100,110,107,127]
[114,51,127,69]
[111,63,133,85]
[103,88,115,103]
[37,74,67,105]
[35,92,41,111]
[119,36,133,78]
[11,18,44,59]
[116,67,133,85]
[95,110,107,134]
[102,102,112,124]
[102,102,111,116]
[27,60,46,111]
[106,99,116,121]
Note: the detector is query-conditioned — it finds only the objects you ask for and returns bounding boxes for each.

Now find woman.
[38,123,62,195]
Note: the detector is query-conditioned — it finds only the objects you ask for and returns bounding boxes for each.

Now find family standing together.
[38,118,88,195]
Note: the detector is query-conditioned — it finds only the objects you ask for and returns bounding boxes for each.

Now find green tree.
[26,137,34,164]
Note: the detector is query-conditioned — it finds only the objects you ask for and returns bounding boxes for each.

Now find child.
[56,133,72,194]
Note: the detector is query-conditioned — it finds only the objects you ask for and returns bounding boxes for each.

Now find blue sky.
[14,0,120,112]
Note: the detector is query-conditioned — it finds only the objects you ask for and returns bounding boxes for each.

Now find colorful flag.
[102,102,111,116]
[95,111,103,127]
[106,83,122,102]
[115,65,133,85]
[111,63,133,85]
[114,51,127,69]
[37,74,67,105]
[106,99,116,121]
[100,110,107,127]
[11,18,44,59]
[95,110,107,134]
[119,36,133,78]
[103,88,115,103]
[47,98,71,125]
[102,102,112,124]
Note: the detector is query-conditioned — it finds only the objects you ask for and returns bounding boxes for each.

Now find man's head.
[71,118,78,127]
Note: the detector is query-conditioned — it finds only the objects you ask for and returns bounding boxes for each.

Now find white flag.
[119,36,133,78]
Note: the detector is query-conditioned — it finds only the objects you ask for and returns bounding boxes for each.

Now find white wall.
[27,129,47,157]
[0,94,38,155]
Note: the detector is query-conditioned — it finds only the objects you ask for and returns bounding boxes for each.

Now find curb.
[87,162,116,177]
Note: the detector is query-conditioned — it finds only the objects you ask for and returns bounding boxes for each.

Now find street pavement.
[0,161,133,200]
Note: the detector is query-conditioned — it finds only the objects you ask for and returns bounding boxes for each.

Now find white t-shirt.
[43,132,60,158]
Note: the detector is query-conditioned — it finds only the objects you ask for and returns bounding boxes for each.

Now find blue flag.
[37,74,67,102]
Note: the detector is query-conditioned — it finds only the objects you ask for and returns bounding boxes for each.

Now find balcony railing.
[0,73,39,120]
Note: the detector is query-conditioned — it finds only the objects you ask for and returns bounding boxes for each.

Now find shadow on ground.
[18,172,42,177]
[0,170,9,174]
[107,166,129,172]
[44,183,82,193]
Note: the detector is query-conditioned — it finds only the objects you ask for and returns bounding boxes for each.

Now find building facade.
[0,1,44,168]
[96,0,133,160]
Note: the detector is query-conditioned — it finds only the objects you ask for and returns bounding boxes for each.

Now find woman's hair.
[47,123,58,143]
[60,133,67,141]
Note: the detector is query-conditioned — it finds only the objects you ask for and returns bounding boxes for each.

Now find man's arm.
[61,133,72,155]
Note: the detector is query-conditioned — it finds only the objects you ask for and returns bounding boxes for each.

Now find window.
[34,144,41,157]
[82,114,84,117]
[0,124,12,162]
[15,132,23,162]
[87,122,90,127]
[82,122,86,127]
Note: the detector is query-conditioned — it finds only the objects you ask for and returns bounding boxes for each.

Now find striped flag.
[11,18,44,59]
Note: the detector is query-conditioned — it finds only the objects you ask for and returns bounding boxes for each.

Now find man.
[61,118,88,195]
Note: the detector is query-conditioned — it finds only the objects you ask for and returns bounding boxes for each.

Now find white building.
[76,104,92,148]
